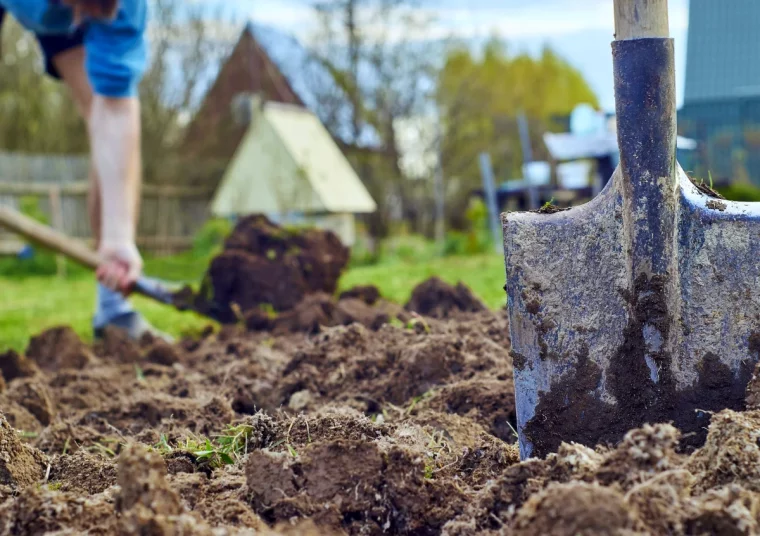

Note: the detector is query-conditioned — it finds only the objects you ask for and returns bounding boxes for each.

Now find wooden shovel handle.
[0,204,101,270]
[614,0,670,40]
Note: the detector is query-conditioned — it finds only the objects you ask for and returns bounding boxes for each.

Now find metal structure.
[679,0,760,183]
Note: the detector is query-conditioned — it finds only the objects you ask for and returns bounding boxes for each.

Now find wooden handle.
[615,0,669,40]
[0,204,101,270]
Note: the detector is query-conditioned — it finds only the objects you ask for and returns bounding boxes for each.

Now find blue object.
[16,245,34,260]
[92,283,135,331]
[0,0,147,97]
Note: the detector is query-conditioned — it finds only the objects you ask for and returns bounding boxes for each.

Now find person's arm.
[89,95,143,292]
[84,0,148,293]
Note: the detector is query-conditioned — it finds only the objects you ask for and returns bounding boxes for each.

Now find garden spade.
[503,0,760,460]
[0,204,227,323]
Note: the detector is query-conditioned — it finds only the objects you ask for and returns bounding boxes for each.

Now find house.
[678,0,760,184]
[183,23,381,245]
[210,95,377,246]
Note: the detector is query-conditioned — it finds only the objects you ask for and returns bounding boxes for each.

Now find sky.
[237,0,692,113]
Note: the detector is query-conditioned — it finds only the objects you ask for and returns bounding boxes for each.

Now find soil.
[404,277,487,319]
[189,215,351,323]
[5,276,760,534]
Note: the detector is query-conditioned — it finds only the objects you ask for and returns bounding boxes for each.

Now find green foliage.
[437,38,599,221]
[191,217,232,257]
[0,253,506,352]
[717,182,760,202]
[0,196,65,278]
[154,422,261,469]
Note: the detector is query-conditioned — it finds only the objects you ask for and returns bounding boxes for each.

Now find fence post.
[48,185,66,277]
[478,152,503,253]
[157,189,171,256]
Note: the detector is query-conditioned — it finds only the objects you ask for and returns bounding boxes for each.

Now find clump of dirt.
[25,326,96,371]
[687,409,760,493]
[0,413,48,491]
[144,338,182,366]
[192,215,350,322]
[405,277,487,319]
[339,284,382,305]
[245,292,393,335]
[246,438,465,534]
[0,487,116,534]
[94,326,142,363]
[511,481,647,535]
[12,294,760,535]
[0,350,40,383]
[5,378,56,426]
[48,449,117,495]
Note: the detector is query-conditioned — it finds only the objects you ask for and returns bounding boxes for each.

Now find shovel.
[0,204,226,323]
[503,0,760,460]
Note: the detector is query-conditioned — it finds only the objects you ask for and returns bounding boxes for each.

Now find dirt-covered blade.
[503,0,760,460]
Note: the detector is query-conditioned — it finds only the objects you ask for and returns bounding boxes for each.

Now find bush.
[0,196,62,278]
[192,217,233,257]
[717,182,760,202]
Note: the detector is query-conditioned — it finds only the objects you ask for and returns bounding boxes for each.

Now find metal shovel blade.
[503,36,760,460]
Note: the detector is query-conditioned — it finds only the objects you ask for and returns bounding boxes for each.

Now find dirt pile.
[405,276,487,319]
[245,289,401,335]
[192,215,350,322]
[7,300,760,534]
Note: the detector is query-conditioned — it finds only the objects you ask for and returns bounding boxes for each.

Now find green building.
[678,0,760,184]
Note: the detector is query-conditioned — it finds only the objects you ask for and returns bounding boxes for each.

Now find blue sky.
[232,0,691,113]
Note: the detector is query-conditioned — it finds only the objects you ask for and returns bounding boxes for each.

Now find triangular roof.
[182,25,305,162]
[211,99,377,216]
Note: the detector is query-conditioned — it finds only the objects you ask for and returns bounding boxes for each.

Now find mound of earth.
[191,215,350,322]
[7,305,760,534]
[405,277,487,319]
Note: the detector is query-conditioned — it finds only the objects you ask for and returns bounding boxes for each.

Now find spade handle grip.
[0,204,101,269]
[614,0,670,40]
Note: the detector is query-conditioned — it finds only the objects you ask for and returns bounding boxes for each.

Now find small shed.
[210,95,377,246]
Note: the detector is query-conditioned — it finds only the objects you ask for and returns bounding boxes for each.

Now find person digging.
[0,0,170,341]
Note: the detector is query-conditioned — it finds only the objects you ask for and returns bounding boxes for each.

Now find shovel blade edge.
[504,166,760,460]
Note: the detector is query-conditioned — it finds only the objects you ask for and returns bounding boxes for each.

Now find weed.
[46,482,63,491]
[88,441,118,458]
[406,313,430,333]
[230,302,245,324]
[422,430,451,479]
[259,303,277,318]
[154,422,262,469]
[406,389,435,415]
[16,430,38,439]
[134,364,146,383]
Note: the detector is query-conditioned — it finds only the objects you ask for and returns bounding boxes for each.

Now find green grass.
[0,253,506,352]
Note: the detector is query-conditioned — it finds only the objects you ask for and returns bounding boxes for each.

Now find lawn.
[0,253,507,353]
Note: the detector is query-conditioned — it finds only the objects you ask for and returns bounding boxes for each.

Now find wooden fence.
[0,181,215,256]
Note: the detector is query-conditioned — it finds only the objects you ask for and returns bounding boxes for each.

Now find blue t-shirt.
[1,0,147,98]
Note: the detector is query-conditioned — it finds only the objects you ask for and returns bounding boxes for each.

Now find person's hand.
[96,240,143,295]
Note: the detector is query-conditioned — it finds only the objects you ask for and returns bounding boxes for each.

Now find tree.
[0,17,87,153]
[303,0,440,246]
[0,0,235,184]
[437,36,600,229]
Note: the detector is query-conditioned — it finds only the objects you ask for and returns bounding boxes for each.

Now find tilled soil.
[3,284,760,534]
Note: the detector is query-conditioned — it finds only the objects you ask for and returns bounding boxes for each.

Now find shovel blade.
[504,163,760,460]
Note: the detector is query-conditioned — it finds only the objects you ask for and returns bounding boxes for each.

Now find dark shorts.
[0,6,85,80]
